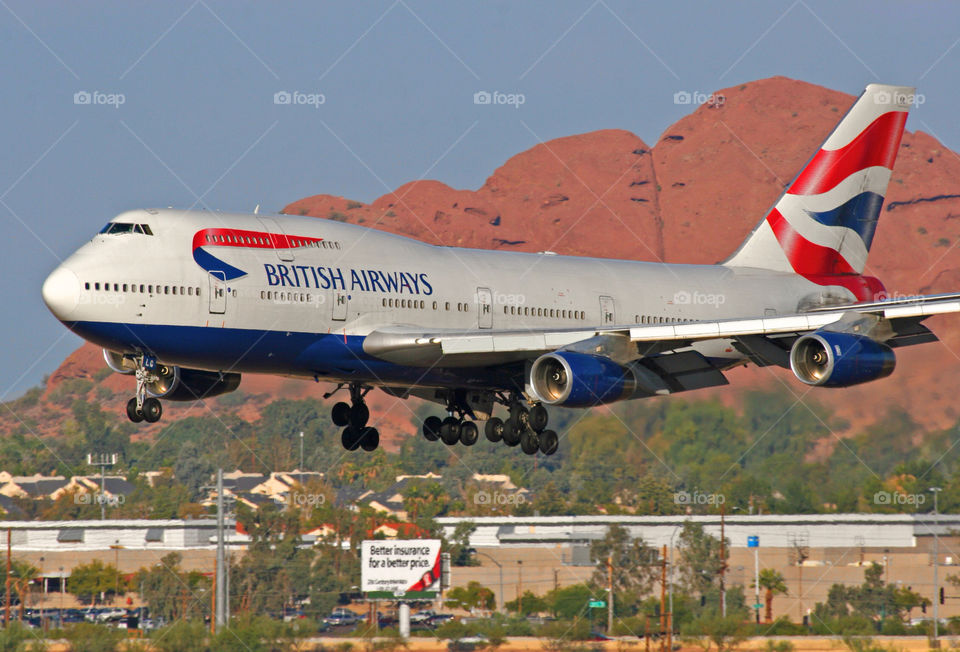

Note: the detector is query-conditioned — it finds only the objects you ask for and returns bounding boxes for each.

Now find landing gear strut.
[126,355,163,424]
[329,383,379,452]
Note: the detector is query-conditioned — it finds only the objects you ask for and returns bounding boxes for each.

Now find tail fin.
[726,83,913,279]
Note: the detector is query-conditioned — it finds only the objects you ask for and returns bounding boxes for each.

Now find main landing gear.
[423,394,558,456]
[329,383,380,452]
[125,355,163,424]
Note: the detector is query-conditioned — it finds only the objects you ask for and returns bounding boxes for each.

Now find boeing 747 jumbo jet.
[41,84,960,456]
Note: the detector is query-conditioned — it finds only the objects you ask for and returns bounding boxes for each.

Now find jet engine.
[530,351,638,407]
[146,365,241,401]
[103,349,135,375]
[790,331,895,388]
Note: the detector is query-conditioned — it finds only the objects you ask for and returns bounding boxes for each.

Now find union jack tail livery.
[727,83,913,299]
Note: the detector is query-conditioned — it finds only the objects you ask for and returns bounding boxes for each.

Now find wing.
[362,292,960,393]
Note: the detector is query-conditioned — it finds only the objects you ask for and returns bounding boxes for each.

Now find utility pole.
[660,545,667,652]
[517,560,523,616]
[215,469,226,632]
[299,431,304,470]
[931,487,943,646]
[607,555,614,634]
[719,504,727,618]
[4,529,10,627]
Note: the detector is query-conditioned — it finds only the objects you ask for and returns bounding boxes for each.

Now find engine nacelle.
[103,349,135,375]
[790,331,895,388]
[530,351,637,407]
[146,365,241,402]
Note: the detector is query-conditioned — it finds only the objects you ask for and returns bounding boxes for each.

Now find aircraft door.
[332,289,348,321]
[477,287,493,329]
[599,295,615,325]
[257,217,294,262]
[208,272,227,314]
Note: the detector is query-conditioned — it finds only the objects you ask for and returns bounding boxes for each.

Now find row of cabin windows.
[85,281,200,296]
[504,305,585,320]
[636,315,695,325]
[260,290,319,304]
[380,298,466,312]
[204,233,341,250]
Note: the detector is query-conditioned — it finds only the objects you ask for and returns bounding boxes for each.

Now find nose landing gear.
[125,355,163,424]
[329,383,380,452]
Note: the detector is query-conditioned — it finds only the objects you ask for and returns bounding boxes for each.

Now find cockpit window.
[99,222,153,235]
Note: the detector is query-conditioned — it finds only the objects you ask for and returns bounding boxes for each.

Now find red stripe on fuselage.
[788,110,907,196]
[191,228,323,252]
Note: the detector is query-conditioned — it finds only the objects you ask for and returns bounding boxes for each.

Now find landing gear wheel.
[539,429,559,455]
[142,397,162,423]
[509,406,529,433]
[350,403,370,429]
[360,427,380,452]
[331,402,351,427]
[440,417,461,445]
[484,417,504,443]
[503,422,521,447]
[423,416,442,442]
[341,427,362,451]
[459,421,479,446]
[520,429,540,455]
[126,398,144,423]
[528,405,548,433]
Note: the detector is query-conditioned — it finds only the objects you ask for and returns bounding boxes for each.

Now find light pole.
[667,523,683,628]
[475,551,504,613]
[299,431,304,470]
[930,487,942,645]
[747,536,760,624]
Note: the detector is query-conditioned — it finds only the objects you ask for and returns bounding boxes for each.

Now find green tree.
[9,559,39,621]
[676,521,727,598]
[590,524,659,599]
[68,559,125,605]
[136,552,211,622]
[448,521,478,566]
[447,581,496,612]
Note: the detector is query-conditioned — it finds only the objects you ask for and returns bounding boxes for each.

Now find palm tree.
[10,560,40,621]
[754,568,788,623]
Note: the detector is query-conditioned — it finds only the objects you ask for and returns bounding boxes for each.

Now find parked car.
[410,609,436,624]
[323,608,361,627]
[430,613,455,626]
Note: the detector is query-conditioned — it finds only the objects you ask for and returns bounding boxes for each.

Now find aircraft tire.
[502,422,521,447]
[459,421,479,446]
[520,429,540,455]
[350,403,369,429]
[529,405,548,432]
[440,417,461,445]
[360,427,380,452]
[331,402,351,427]
[484,417,504,443]
[423,416,442,441]
[539,429,559,455]
[126,398,144,423]
[341,427,362,451]
[142,398,162,423]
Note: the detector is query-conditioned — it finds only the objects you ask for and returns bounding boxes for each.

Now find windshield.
[98,222,152,235]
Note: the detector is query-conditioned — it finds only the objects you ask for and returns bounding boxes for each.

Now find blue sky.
[3,1,959,398]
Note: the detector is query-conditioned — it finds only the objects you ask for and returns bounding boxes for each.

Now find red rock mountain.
[21,77,960,447]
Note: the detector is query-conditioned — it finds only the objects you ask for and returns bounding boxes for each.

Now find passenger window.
[445,302,450,311]
[84,282,90,290]
[94,283,100,290]
[432,301,437,310]
[122,284,128,292]
[164,286,169,295]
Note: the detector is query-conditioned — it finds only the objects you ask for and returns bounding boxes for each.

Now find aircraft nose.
[42,266,81,320]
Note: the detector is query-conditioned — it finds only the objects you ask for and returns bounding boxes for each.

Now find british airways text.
[264,264,433,295]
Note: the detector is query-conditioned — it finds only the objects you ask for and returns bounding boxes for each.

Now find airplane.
[41,83,960,457]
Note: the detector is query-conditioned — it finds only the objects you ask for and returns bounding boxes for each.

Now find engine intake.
[103,349,135,375]
[790,331,895,388]
[146,366,241,401]
[530,351,637,407]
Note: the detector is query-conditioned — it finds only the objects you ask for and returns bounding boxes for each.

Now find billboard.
[361,539,442,598]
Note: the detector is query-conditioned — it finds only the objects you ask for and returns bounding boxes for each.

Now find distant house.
[250,471,325,501]
[0,474,68,500]
[50,476,135,502]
